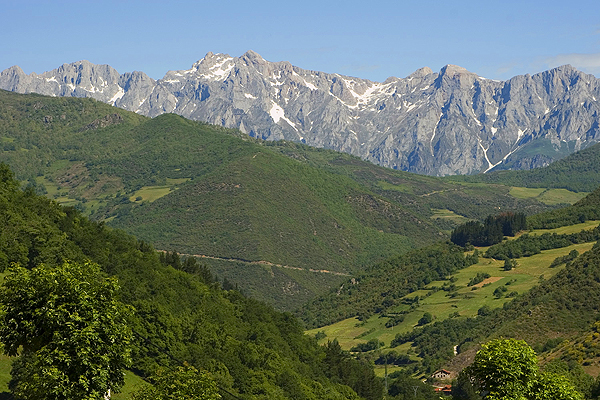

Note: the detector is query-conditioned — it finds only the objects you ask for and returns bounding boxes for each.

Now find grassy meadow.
[307,222,600,373]
[509,186,588,205]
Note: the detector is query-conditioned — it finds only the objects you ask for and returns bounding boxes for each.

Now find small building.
[431,369,451,380]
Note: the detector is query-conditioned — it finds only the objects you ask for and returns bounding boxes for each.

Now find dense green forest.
[450,212,527,247]
[0,163,383,399]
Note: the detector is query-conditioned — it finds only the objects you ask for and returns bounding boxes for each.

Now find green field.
[129,178,190,203]
[376,180,415,194]
[129,185,173,203]
[509,187,546,199]
[509,187,588,205]
[111,371,149,400]
[430,208,471,225]
[0,354,11,399]
[528,220,600,236]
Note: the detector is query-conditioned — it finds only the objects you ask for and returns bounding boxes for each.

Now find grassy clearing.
[130,185,173,203]
[374,364,404,377]
[112,370,149,399]
[509,187,588,205]
[537,188,588,205]
[0,355,10,397]
[166,178,190,185]
[54,197,78,206]
[47,160,75,173]
[430,209,471,225]
[129,178,190,203]
[509,187,546,199]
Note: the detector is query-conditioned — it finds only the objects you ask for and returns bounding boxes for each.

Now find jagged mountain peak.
[433,64,484,92]
[406,66,433,80]
[1,54,599,177]
[440,64,473,76]
[437,64,484,85]
[61,59,94,67]
[549,64,577,74]
[180,52,236,80]
[4,65,25,75]
[241,49,265,61]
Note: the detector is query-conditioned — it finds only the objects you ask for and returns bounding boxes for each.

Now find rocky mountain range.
[2,50,599,176]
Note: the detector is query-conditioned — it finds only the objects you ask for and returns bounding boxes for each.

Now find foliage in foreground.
[0,261,132,400]
[0,163,377,399]
[131,364,221,400]
[463,339,582,400]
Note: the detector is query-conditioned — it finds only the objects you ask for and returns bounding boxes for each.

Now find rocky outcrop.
[2,52,599,176]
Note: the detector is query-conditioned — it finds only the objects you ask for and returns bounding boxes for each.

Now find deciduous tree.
[0,261,132,400]
[465,339,582,400]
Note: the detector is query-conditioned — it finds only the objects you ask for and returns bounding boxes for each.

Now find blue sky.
[2,0,600,82]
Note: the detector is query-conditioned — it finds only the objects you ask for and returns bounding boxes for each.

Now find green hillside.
[0,89,566,311]
[266,140,557,221]
[108,127,442,270]
[301,186,600,385]
[5,89,600,397]
[448,142,600,192]
[0,163,381,400]
[389,237,600,378]
[527,186,600,229]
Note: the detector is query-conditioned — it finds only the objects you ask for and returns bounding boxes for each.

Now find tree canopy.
[131,364,221,400]
[465,339,582,400]
[0,261,132,400]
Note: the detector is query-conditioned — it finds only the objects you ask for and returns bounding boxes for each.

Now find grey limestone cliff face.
[0,61,156,108]
[2,52,599,176]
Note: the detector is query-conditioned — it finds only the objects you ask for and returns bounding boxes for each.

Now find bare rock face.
[2,53,599,176]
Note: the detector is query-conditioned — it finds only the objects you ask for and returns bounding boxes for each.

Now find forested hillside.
[5,88,600,398]
[0,163,382,399]
[0,89,560,311]
[300,243,479,328]
[449,142,600,192]
[302,186,600,394]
